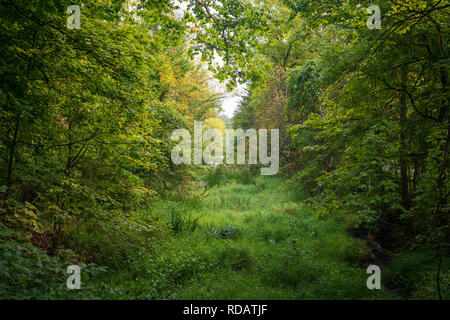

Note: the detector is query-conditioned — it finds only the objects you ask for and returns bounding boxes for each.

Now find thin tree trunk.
[399,71,410,210]
[437,242,443,300]
[5,117,20,190]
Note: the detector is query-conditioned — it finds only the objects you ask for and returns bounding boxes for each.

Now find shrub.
[383,251,450,299]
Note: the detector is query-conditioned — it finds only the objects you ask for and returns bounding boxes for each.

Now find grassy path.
[135,175,389,300]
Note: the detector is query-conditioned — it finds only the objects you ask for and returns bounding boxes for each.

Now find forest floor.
[97,175,392,299]
[4,171,447,299]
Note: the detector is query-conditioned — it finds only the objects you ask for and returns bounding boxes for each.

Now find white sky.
[221,95,242,118]
[219,83,247,118]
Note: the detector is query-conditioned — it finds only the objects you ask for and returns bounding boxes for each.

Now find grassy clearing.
[3,168,447,299]
[99,173,390,300]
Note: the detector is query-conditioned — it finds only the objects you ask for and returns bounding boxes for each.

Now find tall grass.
[166,206,201,234]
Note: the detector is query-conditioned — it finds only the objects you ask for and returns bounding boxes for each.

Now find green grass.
[95,174,390,300]
[4,168,446,299]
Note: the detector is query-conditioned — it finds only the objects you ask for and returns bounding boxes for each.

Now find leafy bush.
[62,209,165,268]
[384,251,450,299]
[0,223,108,299]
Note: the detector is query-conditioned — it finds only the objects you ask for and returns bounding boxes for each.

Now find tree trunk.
[5,117,20,190]
[399,71,410,210]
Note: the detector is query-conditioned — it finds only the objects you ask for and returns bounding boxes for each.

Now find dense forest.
[0,0,448,300]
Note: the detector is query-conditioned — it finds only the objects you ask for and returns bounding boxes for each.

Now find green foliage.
[185,0,270,88]
[0,224,63,299]
[0,222,108,299]
[384,251,450,299]
[286,61,322,122]
[166,205,201,234]
[0,0,225,299]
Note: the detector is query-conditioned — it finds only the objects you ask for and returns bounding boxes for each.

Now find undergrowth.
[1,166,447,299]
